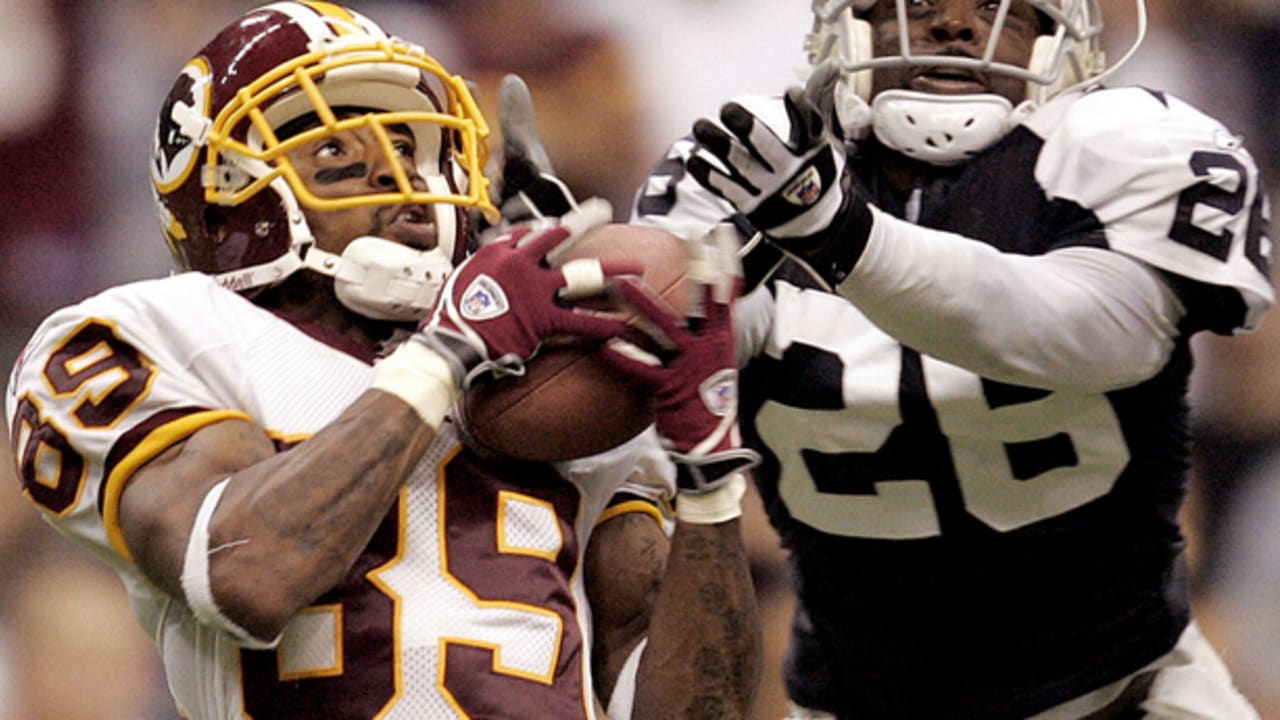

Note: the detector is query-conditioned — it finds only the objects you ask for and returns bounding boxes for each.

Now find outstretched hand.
[687,63,874,285]
[484,74,580,240]
[686,65,847,241]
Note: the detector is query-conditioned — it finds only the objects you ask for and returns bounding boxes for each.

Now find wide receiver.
[6,3,760,719]
[634,0,1271,718]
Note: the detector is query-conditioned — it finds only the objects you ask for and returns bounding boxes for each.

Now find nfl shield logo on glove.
[700,369,738,417]
[782,166,823,207]
[460,274,510,321]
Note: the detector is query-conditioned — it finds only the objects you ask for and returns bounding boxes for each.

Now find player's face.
[866,0,1042,105]
[286,123,438,255]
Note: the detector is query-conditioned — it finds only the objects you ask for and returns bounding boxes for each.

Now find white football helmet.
[806,0,1146,165]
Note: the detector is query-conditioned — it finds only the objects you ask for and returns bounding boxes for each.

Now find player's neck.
[866,140,964,195]
[255,272,403,353]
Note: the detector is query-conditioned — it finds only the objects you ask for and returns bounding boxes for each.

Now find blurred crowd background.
[1,1,1277,718]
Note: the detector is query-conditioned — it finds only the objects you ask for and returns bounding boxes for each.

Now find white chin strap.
[303,236,452,322]
[866,90,1036,166]
[207,173,463,322]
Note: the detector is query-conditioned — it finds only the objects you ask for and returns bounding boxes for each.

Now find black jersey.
[634,86,1272,718]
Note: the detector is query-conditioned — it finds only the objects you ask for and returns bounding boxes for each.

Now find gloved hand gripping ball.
[603,225,761,523]
[371,201,633,428]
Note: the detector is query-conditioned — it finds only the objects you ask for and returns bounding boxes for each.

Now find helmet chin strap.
[865,90,1037,166]
[251,174,459,323]
[209,168,464,321]
[820,54,1041,166]
[212,251,306,294]
[810,0,1117,167]
[210,234,453,322]
[302,237,453,322]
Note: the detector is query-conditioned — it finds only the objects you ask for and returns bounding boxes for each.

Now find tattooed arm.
[119,392,434,642]
[639,517,761,720]
[586,511,667,708]
[586,510,761,720]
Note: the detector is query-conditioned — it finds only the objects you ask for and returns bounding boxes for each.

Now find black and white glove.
[371,200,637,428]
[602,225,760,524]
[687,63,873,285]
[477,74,582,245]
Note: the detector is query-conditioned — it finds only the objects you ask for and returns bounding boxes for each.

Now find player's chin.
[380,217,438,251]
[909,73,989,96]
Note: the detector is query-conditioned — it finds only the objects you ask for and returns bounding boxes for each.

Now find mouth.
[381,204,438,250]
[910,67,990,95]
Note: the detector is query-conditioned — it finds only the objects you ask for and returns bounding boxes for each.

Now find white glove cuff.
[675,473,747,525]
[370,340,460,429]
[180,478,280,649]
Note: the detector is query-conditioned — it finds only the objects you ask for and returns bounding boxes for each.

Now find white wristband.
[369,340,460,429]
[675,473,747,524]
[180,478,279,649]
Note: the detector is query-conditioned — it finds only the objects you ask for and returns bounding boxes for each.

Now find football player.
[632,0,1271,717]
[5,3,761,719]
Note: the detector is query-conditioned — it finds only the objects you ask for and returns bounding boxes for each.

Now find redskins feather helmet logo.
[151,58,212,194]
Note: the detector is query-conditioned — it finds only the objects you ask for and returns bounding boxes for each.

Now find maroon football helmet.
[150,1,496,320]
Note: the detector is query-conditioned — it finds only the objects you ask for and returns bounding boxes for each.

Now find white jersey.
[6,271,673,720]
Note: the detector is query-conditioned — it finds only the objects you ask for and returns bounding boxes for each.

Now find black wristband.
[789,172,873,286]
[670,448,761,494]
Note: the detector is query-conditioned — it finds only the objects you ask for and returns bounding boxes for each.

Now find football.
[459,223,689,462]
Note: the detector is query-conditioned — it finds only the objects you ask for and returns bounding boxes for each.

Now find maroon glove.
[602,244,759,500]
[421,200,639,387]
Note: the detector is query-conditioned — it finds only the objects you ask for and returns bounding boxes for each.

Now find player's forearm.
[633,519,761,720]
[840,210,1185,391]
[208,391,433,637]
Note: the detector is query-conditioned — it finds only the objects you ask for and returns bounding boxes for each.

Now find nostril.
[931,20,977,44]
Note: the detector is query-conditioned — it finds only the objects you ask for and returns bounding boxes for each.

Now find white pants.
[785,622,1259,720]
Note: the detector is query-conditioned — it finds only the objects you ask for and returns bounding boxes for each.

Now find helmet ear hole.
[202,206,228,244]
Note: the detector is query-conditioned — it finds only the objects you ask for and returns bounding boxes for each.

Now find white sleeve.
[838,206,1186,392]
[1026,87,1273,331]
[631,137,737,237]
[732,284,775,367]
